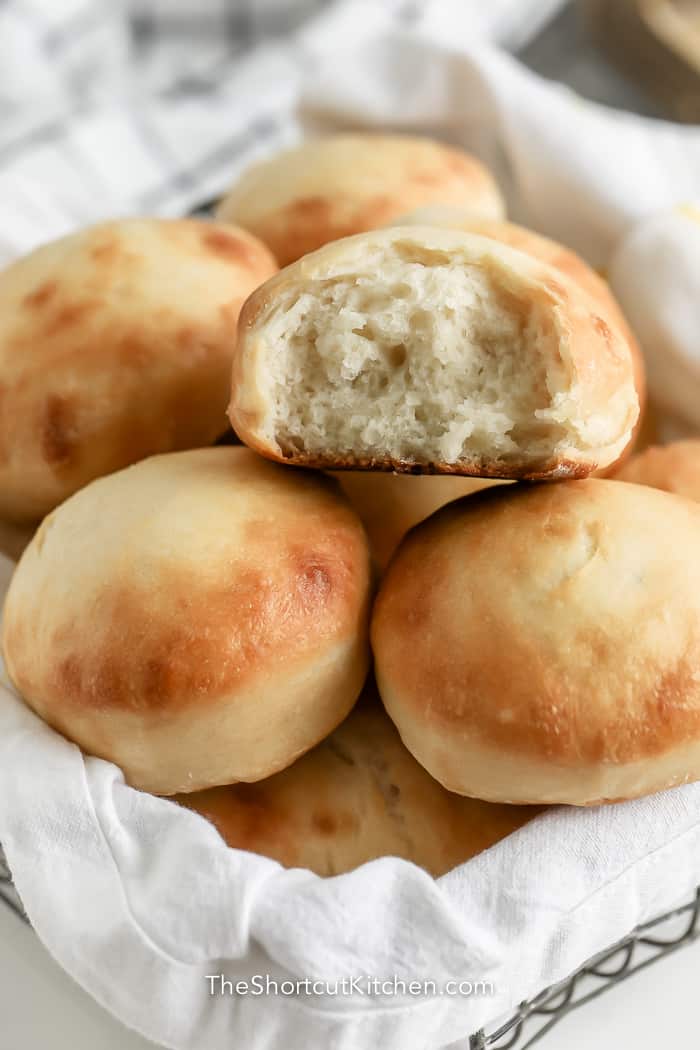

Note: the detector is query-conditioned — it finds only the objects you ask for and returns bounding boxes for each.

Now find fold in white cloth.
[2,2,700,1049]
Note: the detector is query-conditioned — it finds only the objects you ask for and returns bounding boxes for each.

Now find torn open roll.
[229,227,639,480]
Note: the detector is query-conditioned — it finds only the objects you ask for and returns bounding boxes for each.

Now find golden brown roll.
[615,440,700,499]
[333,472,503,572]
[395,208,647,469]
[2,447,371,795]
[0,218,276,522]
[372,479,700,806]
[215,134,505,266]
[175,693,540,877]
[230,226,639,480]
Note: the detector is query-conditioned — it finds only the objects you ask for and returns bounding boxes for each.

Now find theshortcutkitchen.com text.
[205,974,494,998]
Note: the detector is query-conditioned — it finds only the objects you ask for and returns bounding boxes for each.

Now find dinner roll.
[2,447,371,795]
[334,472,502,571]
[372,479,700,806]
[215,134,505,265]
[0,218,276,522]
[396,208,647,466]
[175,692,540,877]
[616,440,700,499]
[230,226,639,480]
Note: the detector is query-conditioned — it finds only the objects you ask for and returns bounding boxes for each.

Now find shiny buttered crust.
[0,218,277,522]
[333,472,504,572]
[2,447,372,795]
[615,440,700,501]
[175,693,541,877]
[230,226,639,479]
[371,479,700,805]
[396,209,647,467]
[215,134,505,265]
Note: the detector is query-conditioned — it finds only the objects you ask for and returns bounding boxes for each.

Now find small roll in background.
[2,447,372,796]
[175,690,542,878]
[615,439,700,499]
[215,134,506,265]
[0,218,276,523]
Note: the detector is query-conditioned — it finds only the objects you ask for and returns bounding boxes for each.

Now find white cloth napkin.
[609,207,700,435]
[3,2,700,1049]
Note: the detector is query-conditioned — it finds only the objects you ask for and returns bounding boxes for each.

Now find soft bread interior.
[255,240,600,467]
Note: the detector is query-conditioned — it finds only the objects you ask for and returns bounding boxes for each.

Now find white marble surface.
[1,900,698,1049]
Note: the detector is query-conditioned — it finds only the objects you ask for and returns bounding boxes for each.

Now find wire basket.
[469,889,700,1048]
[0,843,27,925]
[1,839,698,1048]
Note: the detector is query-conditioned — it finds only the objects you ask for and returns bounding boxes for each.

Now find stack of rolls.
[4,132,699,880]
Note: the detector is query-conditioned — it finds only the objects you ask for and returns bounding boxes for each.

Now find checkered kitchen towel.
[0,0,567,262]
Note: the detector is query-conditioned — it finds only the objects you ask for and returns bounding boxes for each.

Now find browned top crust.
[4,446,368,714]
[215,133,505,265]
[371,479,700,769]
[0,218,277,522]
[2,447,372,794]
